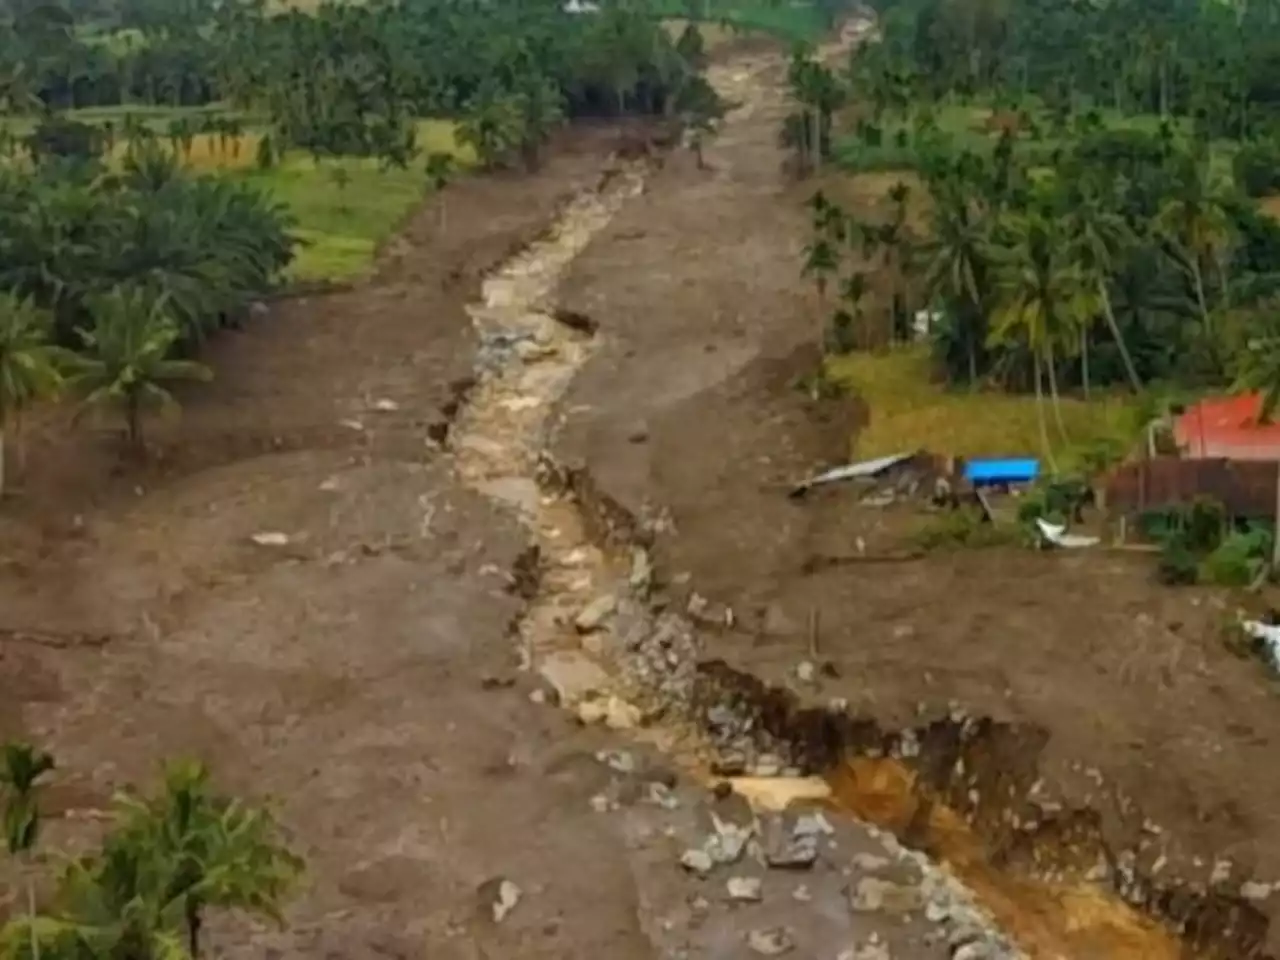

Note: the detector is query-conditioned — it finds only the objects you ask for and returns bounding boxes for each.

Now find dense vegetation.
[786,0,1280,466]
[0,0,727,494]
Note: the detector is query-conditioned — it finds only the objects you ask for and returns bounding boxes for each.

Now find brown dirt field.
[0,129,669,958]
[553,42,1280,960]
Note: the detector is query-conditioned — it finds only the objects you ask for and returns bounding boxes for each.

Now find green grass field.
[2,108,471,282]
[826,345,1140,461]
[240,119,471,281]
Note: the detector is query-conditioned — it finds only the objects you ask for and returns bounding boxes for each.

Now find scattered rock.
[681,849,715,876]
[372,398,400,412]
[746,927,795,956]
[576,694,641,729]
[852,853,891,872]
[629,549,653,593]
[707,813,753,865]
[483,878,521,923]
[711,753,748,777]
[839,936,892,960]
[1241,880,1275,901]
[575,595,617,633]
[249,531,290,547]
[849,876,923,915]
[595,749,635,773]
[751,754,783,777]
[628,425,650,443]
[795,660,816,684]
[792,812,834,837]
[766,835,817,870]
[647,782,680,810]
[538,651,610,706]
[727,876,763,902]
[792,884,811,902]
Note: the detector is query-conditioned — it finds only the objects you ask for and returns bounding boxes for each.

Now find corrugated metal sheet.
[1105,457,1280,519]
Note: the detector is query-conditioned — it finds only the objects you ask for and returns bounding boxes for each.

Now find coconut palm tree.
[987,209,1097,465]
[1,760,302,960]
[0,296,65,497]
[1155,153,1235,346]
[1,742,56,960]
[62,287,211,453]
[110,760,303,959]
[1064,193,1144,394]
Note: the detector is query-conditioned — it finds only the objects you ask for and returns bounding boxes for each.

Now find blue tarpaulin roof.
[963,457,1040,485]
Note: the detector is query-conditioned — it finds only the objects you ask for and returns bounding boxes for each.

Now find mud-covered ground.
[3,23,1278,960]
[553,29,1280,960]
[0,42,1001,960]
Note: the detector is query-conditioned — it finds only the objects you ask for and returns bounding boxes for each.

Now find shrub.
[1156,541,1200,585]
[912,506,1011,550]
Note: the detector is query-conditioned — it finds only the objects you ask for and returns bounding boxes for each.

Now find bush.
[1202,526,1273,587]
[912,507,1011,550]
[1156,541,1200,585]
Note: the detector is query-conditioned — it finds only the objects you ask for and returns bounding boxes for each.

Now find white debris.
[491,879,522,922]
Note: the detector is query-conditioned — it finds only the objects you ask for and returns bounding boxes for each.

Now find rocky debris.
[726,875,763,902]
[481,877,521,923]
[575,594,617,633]
[839,935,893,960]
[764,816,820,871]
[680,848,715,876]
[1241,879,1277,901]
[706,812,754,865]
[628,547,653,595]
[595,748,635,773]
[848,876,924,915]
[537,650,610,706]
[576,693,641,729]
[647,781,681,810]
[746,927,795,955]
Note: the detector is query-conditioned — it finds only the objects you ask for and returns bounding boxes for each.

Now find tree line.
[785,0,1280,464]
[0,0,726,495]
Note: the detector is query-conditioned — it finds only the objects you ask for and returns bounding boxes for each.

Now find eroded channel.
[447,158,1266,960]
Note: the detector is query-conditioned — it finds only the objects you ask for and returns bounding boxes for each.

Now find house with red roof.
[1173,392,1280,461]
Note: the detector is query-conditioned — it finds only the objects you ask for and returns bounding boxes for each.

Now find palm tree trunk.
[1045,342,1070,445]
[1080,326,1090,400]
[0,425,6,499]
[1099,281,1142,392]
[127,393,142,452]
[1033,354,1057,470]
